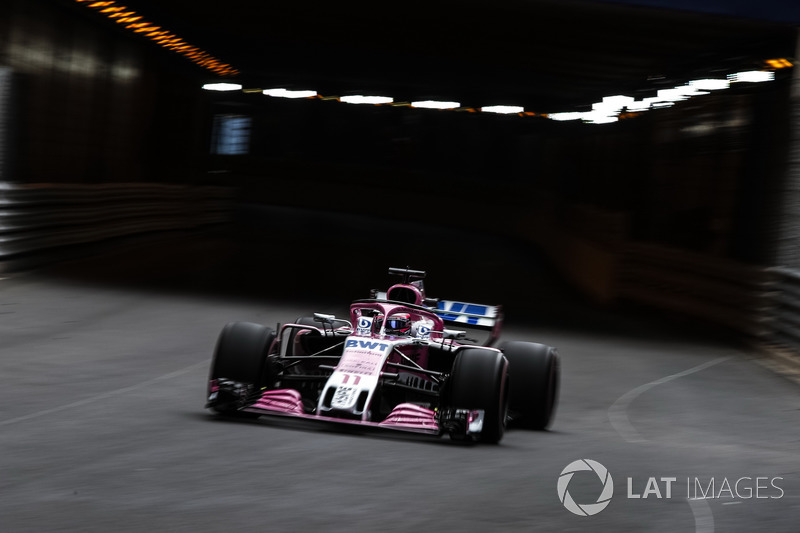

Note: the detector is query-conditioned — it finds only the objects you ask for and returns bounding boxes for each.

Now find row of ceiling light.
[204,84,531,115]
[549,71,779,124]
[73,0,790,124]
[203,64,788,124]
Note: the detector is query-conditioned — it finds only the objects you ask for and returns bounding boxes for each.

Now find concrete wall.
[0,0,205,184]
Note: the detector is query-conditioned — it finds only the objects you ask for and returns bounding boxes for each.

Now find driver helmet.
[384,313,411,336]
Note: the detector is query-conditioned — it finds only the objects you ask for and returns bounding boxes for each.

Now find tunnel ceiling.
[76,0,798,112]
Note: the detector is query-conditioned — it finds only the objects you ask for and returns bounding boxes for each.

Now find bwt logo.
[558,459,614,516]
[345,340,389,351]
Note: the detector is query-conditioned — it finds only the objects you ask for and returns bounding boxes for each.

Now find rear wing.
[435,300,503,346]
[435,300,499,328]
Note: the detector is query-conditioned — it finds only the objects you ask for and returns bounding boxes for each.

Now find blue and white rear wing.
[435,300,499,328]
[435,300,503,346]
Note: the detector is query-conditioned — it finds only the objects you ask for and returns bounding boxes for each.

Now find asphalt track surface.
[1,207,800,532]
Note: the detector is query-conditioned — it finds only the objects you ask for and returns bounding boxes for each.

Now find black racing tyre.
[501,341,559,430]
[446,348,509,444]
[208,322,276,414]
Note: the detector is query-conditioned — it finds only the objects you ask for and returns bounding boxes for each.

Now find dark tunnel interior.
[1,0,799,335]
[5,3,800,531]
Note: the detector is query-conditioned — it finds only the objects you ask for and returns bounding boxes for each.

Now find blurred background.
[5,3,800,531]
[2,0,800,342]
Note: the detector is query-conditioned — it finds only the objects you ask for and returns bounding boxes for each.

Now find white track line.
[608,356,733,533]
[689,498,715,533]
[608,355,733,443]
[0,360,209,427]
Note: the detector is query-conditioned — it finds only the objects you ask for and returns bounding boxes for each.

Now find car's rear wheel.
[207,321,275,415]
[445,348,509,444]
[501,341,559,429]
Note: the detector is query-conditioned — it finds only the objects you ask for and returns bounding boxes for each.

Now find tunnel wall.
[0,1,230,262]
[0,0,206,184]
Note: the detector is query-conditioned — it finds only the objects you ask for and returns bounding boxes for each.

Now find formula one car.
[206,267,559,443]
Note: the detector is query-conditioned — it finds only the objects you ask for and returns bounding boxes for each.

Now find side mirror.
[443,329,467,340]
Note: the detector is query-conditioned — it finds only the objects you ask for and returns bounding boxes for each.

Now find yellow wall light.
[73,0,239,76]
[766,58,793,69]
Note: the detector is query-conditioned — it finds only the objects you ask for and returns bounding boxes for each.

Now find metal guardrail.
[760,267,800,354]
[617,243,773,337]
[0,182,233,258]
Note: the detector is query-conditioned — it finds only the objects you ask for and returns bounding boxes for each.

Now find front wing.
[212,384,484,438]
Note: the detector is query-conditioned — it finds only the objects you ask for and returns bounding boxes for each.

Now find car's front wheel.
[207,321,275,415]
[445,347,509,444]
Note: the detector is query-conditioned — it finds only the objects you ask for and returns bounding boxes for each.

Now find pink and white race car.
[206,267,559,443]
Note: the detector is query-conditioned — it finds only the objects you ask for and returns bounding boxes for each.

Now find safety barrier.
[617,243,774,337]
[759,266,800,355]
[0,182,233,258]
[519,197,800,363]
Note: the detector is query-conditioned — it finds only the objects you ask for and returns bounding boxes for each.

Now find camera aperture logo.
[558,459,614,516]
